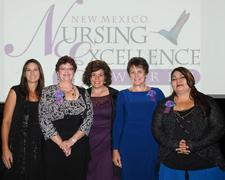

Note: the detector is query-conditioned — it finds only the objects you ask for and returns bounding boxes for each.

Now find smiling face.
[25,62,40,84]
[129,66,147,86]
[171,71,191,94]
[57,63,75,83]
[90,69,105,89]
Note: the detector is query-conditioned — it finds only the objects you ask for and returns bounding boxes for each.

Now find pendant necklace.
[132,85,147,92]
[92,86,105,97]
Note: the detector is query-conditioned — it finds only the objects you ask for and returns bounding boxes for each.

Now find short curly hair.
[55,55,77,72]
[82,60,112,87]
[127,57,149,75]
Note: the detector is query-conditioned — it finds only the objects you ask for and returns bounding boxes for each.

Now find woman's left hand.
[65,147,71,157]
[60,139,75,153]
[176,140,190,155]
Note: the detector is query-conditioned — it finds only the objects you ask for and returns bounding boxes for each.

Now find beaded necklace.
[57,84,76,100]
[173,107,194,134]
[57,84,77,119]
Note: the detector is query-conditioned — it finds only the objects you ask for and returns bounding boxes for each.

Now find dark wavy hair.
[19,59,45,101]
[127,57,149,75]
[171,67,211,116]
[82,60,112,87]
[55,55,77,72]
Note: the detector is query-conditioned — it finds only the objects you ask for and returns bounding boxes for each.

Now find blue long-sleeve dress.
[113,88,165,180]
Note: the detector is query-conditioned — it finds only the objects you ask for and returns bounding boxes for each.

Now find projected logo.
[152,10,190,45]
[110,69,200,85]
[4,0,200,87]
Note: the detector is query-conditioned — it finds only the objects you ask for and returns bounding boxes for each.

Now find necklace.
[173,107,194,134]
[91,86,105,97]
[132,85,147,92]
[57,84,76,100]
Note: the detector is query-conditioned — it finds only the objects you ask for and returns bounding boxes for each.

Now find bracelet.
[71,138,76,144]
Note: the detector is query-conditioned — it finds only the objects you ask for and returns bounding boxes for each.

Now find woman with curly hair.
[83,60,120,180]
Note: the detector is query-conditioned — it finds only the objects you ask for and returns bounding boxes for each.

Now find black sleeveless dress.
[43,115,90,180]
[0,86,45,180]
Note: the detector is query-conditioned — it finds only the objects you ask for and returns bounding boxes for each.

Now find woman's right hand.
[1,89,16,169]
[60,139,75,153]
[64,147,71,157]
[176,140,190,155]
[2,148,13,169]
[112,150,122,168]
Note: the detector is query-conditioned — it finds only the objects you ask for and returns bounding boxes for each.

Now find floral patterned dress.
[39,85,93,180]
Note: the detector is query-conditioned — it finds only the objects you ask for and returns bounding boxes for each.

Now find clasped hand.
[59,139,75,157]
[175,139,190,155]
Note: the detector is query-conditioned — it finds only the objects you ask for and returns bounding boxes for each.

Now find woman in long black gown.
[39,55,93,180]
[1,59,45,180]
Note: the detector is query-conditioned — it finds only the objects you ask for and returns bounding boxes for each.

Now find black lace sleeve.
[187,96,225,152]
[78,89,93,135]
[152,98,180,152]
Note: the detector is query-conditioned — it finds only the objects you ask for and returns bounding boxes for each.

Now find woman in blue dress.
[112,57,165,180]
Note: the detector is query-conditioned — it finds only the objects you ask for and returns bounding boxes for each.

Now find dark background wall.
[0,103,4,155]
[215,99,225,158]
[0,99,225,158]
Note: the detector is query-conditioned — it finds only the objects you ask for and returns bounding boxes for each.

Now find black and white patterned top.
[38,85,93,140]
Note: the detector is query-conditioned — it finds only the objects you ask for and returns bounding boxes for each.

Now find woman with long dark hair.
[1,59,45,180]
[152,67,225,180]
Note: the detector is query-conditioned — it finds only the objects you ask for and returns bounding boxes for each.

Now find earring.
[57,74,59,83]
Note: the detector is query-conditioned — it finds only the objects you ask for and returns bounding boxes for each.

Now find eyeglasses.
[59,67,74,71]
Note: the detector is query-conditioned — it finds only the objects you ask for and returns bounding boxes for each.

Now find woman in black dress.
[152,67,225,180]
[39,55,93,180]
[1,59,45,180]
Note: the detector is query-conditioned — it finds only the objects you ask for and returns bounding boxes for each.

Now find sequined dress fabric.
[0,86,44,180]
